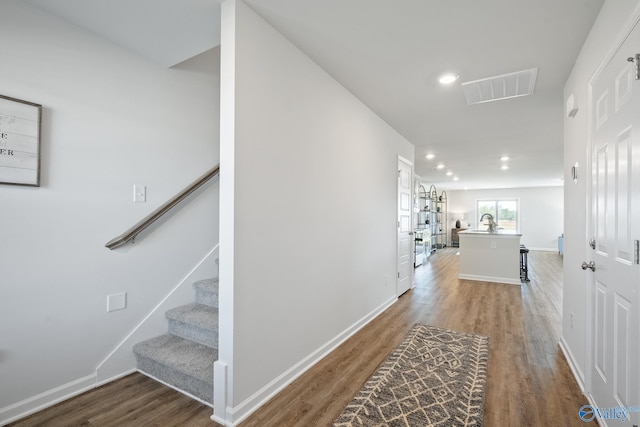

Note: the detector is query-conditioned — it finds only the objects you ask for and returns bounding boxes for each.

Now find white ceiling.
[25,0,222,67]
[25,0,604,190]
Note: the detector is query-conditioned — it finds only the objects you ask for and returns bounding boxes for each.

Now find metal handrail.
[105,164,220,250]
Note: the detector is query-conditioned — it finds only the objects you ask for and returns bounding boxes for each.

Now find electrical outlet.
[490,241,496,249]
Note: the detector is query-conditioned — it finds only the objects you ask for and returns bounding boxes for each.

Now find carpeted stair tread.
[133,334,217,380]
[133,334,217,403]
[193,278,219,308]
[166,303,218,348]
[166,303,218,329]
[133,276,219,405]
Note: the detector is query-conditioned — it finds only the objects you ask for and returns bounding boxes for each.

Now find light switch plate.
[133,185,146,203]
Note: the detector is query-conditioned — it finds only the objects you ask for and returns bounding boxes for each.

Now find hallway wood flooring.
[8,249,587,426]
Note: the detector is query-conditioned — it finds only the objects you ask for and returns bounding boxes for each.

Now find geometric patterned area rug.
[333,324,489,427]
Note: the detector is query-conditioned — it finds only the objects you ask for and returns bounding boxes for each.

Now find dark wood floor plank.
[7,374,213,427]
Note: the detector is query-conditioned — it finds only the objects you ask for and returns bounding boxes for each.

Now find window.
[477,199,519,232]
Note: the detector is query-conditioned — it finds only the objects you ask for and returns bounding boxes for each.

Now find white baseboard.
[559,337,585,392]
[220,295,398,426]
[458,273,521,285]
[95,368,137,388]
[527,247,559,252]
[0,374,96,426]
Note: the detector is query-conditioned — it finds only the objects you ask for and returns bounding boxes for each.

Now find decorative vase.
[455,219,461,228]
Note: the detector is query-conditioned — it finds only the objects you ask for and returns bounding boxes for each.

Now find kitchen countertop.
[458,230,522,285]
[458,229,522,236]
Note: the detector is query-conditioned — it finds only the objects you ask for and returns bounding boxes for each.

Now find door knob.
[581,261,596,272]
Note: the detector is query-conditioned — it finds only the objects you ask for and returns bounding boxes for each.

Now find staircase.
[133,278,219,405]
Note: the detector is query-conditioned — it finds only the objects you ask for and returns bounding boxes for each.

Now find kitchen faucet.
[479,213,498,232]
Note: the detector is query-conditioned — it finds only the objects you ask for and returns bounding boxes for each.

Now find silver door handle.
[581,261,596,272]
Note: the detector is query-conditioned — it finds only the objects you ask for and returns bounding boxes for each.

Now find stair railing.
[105,164,220,250]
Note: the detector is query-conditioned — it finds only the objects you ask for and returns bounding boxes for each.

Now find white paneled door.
[588,19,640,425]
[397,158,413,296]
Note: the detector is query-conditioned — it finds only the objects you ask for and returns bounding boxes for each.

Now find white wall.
[216,0,414,423]
[445,186,564,250]
[0,2,220,422]
[562,0,640,387]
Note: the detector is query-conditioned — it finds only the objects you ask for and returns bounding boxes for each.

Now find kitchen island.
[458,229,522,285]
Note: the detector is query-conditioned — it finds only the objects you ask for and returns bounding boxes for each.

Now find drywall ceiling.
[25,0,604,190]
[25,0,221,67]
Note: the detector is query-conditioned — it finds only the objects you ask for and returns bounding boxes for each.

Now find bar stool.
[520,244,529,282]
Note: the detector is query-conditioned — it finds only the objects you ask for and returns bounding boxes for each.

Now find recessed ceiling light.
[438,73,459,85]
[446,171,453,176]
[501,165,509,170]
[500,156,510,161]
[453,176,459,181]
[436,163,445,169]
[426,154,435,160]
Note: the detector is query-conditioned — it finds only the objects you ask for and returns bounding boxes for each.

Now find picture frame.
[0,94,42,186]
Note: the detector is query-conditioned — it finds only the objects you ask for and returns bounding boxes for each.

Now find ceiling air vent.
[461,68,538,105]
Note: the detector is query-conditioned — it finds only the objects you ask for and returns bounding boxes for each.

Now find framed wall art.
[0,94,42,186]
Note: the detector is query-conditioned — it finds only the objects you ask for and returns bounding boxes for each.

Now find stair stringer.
[95,244,218,386]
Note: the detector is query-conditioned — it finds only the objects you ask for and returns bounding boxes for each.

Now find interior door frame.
[584,6,640,403]
[397,155,414,296]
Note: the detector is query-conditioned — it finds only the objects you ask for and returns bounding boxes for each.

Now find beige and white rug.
[333,324,489,427]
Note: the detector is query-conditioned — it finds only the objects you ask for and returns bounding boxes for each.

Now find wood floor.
[9,249,587,426]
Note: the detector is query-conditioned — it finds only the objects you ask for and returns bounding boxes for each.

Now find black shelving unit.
[426,185,447,252]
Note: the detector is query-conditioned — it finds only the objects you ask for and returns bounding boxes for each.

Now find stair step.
[166,303,218,348]
[133,334,217,404]
[193,278,218,308]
